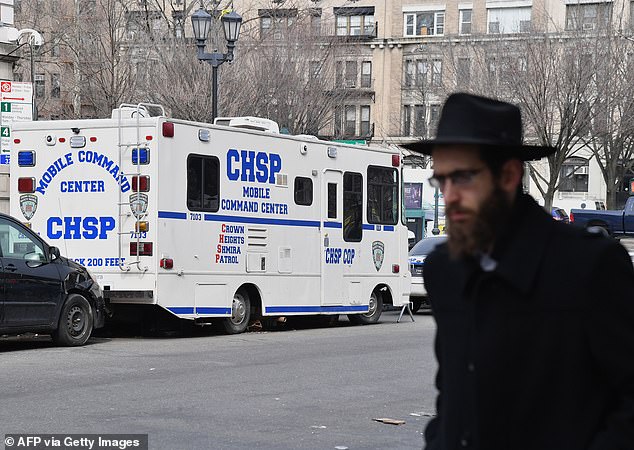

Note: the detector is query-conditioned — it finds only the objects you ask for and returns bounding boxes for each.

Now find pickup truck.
[570,196,634,237]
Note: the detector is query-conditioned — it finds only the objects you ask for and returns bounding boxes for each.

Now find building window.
[334,107,343,136]
[334,7,375,36]
[403,105,411,136]
[367,166,398,225]
[309,60,321,80]
[432,60,442,86]
[294,177,313,206]
[345,105,356,136]
[187,154,220,212]
[559,157,589,192]
[361,61,372,88]
[488,7,531,33]
[430,105,441,132]
[460,9,472,34]
[34,73,45,98]
[414,105,426,137]
[310,8,321,35]
[343,172,363,242]
[360,106,371,136]
[566,3,612,31]
[345,61,357,87]
[51,73,60,98]
[405,60,415,87]
[259,9,298,40]
[404,11,445,36]
[457,58,471,86]
[416,61,428,87]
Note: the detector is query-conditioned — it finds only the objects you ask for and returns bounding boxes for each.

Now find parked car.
[551,207,570,223]
[408,235,447,313]
[570,196,634,237]
[0,213,106,346]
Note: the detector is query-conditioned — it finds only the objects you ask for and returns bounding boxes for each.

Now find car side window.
[0,218,45,261]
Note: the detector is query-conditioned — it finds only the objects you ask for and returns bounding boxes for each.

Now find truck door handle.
[4,264,17,272]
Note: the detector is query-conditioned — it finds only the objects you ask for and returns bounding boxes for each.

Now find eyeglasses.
[428,168,486,190]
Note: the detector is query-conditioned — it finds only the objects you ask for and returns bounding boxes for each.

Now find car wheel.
[52,294,94,346]
[411,297,423,313]
[348,290,383,325]
[223,290,251,334]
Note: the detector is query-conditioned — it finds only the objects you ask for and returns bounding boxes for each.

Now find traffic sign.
[0,80,34,161]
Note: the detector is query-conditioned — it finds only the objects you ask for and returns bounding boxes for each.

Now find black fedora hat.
[403,93,555,161]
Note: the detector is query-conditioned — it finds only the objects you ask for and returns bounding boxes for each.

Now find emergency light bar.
[132,148,150,164]
[17,151,35,167]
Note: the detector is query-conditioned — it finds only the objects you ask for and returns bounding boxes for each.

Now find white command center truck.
[10,104,411,333]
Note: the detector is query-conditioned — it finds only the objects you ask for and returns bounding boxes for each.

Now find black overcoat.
[423,194,634,450]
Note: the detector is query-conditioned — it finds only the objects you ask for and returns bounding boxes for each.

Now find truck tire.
[348,290,383,325]
[223,290,251,334]
[52,294,94,346]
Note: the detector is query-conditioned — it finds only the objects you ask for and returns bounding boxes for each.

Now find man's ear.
[499,159,524,194]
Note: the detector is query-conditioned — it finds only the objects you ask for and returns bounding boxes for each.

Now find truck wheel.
[348,290,383,325]
[223,290,251,334]
[52,294,94,346]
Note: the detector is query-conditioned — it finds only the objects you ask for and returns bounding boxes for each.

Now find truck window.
[328,183,337,219]
[187,154,219,212]
[367,166,398,225]
[343,172,363,242]
[294,177,313,206]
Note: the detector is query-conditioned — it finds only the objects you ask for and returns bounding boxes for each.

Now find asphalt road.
[0,311,438,450]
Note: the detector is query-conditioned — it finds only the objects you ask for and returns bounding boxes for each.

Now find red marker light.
[160,258,174,269]
[392,264,400,274]
[13,139,20,144]
[392,154,400,167]
[146,135,153,141]
[18,177,35,193]
[59,137,66,143]
[132,175,150,192]
[162,122,174,138]
[90,137,97,142]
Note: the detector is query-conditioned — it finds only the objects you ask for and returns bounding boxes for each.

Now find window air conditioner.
[582,22,595,31]
[575,166,589,175]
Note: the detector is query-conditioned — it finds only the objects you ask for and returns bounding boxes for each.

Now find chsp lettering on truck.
[10,103,411,334]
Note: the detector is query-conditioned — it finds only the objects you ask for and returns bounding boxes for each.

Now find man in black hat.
[405,93,634,449]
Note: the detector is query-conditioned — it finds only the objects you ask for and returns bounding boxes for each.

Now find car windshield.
[409,236,447,256]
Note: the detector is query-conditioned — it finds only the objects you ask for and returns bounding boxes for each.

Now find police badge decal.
[129,193,149,218]
[372,241,384,271]
[20,194,38,220]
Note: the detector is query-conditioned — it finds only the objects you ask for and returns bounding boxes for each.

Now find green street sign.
[1,126,9,137]
[1,102,11,113]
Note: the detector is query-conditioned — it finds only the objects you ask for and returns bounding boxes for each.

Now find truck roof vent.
[213,116,280,133]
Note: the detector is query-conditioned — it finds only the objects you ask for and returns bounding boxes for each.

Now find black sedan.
[0,213,106,346]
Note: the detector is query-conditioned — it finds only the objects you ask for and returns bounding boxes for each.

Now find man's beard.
[446,186,512,260]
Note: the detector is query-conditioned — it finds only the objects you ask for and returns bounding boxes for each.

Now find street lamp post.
[16,29,44,121]
[191,7,242,122]
[432,187,440,235]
